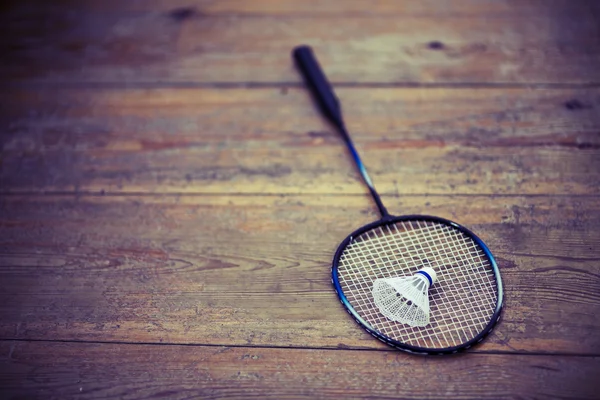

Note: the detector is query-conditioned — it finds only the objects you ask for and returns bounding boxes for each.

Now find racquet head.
[332,215,503,355]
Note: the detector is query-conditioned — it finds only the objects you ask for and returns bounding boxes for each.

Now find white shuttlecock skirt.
[372,267,437,327]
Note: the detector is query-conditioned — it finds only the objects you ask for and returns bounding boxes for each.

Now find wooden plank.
[0,341,598,399]
[1,1,599,84]
[1,194,599,354]
[1,87,599,195]
[5,0,596,16]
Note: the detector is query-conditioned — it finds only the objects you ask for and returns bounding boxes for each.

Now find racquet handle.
[292,45,345,130]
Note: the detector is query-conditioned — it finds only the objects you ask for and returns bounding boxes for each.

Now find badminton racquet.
[293,45,503,355]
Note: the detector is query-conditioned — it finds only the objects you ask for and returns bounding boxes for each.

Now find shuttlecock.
[372,267,437,327]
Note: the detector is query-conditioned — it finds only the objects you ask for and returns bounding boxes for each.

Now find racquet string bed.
[337,220,498,349]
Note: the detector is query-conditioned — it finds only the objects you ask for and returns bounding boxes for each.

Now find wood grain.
[2,87,599,195]
[1,340,599,400]
[1,194,599,354]
[5,0,597,16]
[1,0,599,399]
[1,1,599,84]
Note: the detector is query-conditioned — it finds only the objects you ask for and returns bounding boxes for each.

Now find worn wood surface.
[2,87,599,194]
[1,1,599,84]
[1,341,600,400]
[1,194,599,354]
[1,0,600,398]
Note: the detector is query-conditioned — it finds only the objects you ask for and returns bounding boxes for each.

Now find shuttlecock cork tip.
[417,267,437,286]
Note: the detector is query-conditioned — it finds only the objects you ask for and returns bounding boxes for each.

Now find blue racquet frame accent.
[340,128,389,218]
[331,214,504,355]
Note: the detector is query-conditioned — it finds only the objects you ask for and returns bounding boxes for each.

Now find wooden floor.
[1,1,599,398]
